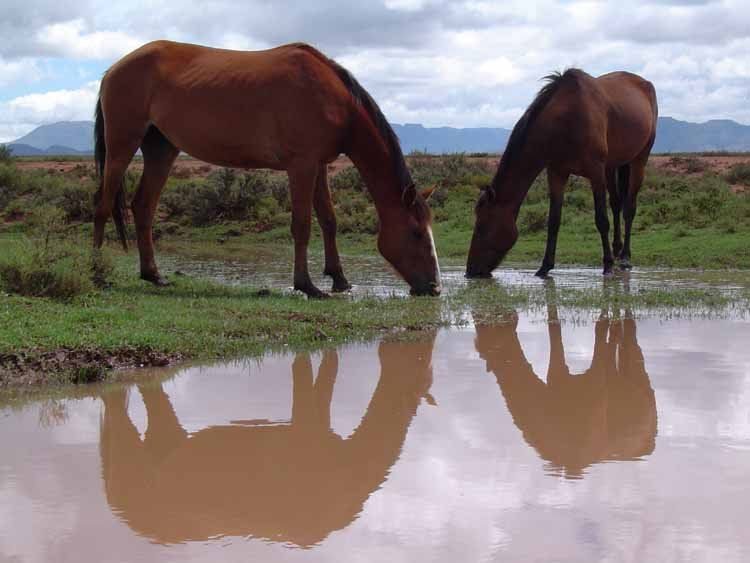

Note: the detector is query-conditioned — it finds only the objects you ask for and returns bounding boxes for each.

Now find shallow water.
[156,245,750,298]
[3,312,750,562]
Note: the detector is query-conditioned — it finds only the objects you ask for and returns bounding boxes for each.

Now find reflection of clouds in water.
[642,319,750,442]
[0,482,76,563]
[2,314,750,561]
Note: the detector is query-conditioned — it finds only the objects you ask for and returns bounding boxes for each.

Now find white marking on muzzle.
[427,226,441,284]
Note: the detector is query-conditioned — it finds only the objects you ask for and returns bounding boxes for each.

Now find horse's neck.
[492,142,547,217]
[347,123,404,210]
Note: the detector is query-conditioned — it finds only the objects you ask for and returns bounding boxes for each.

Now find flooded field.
[3,310,750,561]
[157,245,750,299]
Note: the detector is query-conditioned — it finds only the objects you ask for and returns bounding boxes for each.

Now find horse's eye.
[412,230,423,241]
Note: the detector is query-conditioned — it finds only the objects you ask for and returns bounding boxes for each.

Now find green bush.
[0,144,12,163]
[0,238,96,301]
[725,163,750,186]
[159,169,290,228]
[519,204,548,234]
[330,166,366,193]
[0,163,21,211]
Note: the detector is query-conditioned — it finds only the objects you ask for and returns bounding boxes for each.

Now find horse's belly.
[150,86,342,170]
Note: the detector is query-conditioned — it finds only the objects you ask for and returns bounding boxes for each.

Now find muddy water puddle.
[3,313,750,561]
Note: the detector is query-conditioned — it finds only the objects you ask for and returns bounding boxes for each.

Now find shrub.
[0,163,21,211]
[57,182,95,221]
[519,204,548,234]
[160,169,290,228]
[0,238,96,301]
[330,167,366,193]
[0,144,12,163]
[725,163,750,186]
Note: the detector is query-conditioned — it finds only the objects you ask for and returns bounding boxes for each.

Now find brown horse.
[473,285,656,478]
[466,69,658,278]
[93,40,441,297]
[99,338,435,546]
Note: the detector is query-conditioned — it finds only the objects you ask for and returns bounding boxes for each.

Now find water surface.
[157,246,750,299]
[3,310,750,562]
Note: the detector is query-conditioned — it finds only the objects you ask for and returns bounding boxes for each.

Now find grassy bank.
[2,235,748,389]
[2,153,750,388]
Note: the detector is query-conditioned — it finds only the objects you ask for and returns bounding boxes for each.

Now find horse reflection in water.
[474,281,656,478]
[99,337,434,547]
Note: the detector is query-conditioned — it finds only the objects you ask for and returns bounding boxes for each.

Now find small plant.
[725,163,750,186]
[0,239,95,301]
[0,144,12,163]
[519,205,548,234]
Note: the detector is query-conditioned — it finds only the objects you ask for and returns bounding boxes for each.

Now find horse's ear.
[420,185,437,201]
[402,183,417,206]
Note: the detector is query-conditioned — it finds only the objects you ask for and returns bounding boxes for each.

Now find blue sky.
[1,0,749,142]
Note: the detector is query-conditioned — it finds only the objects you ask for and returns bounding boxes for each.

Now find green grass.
[2,234,748,389]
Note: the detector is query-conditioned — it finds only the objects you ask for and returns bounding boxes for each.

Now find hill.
[8,121,94,154]
[4,117,750,156]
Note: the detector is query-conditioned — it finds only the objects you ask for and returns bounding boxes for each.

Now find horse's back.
[592,72,657,163]
[100,40,353,168]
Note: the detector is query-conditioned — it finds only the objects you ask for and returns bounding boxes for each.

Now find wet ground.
[3,307,750,561]
[157,245,750,299]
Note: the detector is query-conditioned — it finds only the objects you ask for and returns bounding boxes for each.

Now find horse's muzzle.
[410,282,442,297]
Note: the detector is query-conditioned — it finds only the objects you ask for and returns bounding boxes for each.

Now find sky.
[1,0,749,142]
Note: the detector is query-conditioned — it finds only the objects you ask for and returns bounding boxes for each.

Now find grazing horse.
[93,40,441,297]
[466,69,658,278]
[99,339,435,546]
[473,284,656,478]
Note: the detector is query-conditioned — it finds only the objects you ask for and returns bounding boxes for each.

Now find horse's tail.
[94,90,129,250]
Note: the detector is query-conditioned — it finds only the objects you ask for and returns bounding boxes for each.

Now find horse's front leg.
[289,163,327,298]
[314,165,351,292]
[536,169,569,278]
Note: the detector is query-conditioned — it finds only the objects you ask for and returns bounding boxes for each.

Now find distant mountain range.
[7,121,95,155]
[5,117,750,156]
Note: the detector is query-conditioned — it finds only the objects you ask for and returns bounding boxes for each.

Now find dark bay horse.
[94,40,441,297]
[100,338,435,546]
[466,69,658,278]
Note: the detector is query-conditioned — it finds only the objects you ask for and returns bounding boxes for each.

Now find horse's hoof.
[535,268,551,278]
[296,284,329,299]
[331,279,352,293]
[603,268,614,277]
[619,260,633,270]
[142,273,170,287]
[324,270,352,293]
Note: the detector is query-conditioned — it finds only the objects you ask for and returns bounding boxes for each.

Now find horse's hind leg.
[289,162,327,298]
[607,166,623,259]
[620,153,648,270]
[591,168,615,276]
[314,350,338,430]
[314,165,351,292]
[132,127,179,285]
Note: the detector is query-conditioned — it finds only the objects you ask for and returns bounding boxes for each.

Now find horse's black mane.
[326,58,414,192]
[490,68,585,190]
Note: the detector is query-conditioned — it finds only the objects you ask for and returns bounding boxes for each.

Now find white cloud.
[0,57,43,88]
[0,81,99,142]
[35,19,143,60]
[1,1,749,135]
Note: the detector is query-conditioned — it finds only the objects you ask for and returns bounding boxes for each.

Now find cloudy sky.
[1,0,749,142]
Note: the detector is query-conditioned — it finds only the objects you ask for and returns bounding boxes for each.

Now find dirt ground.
[14,153,750,192]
